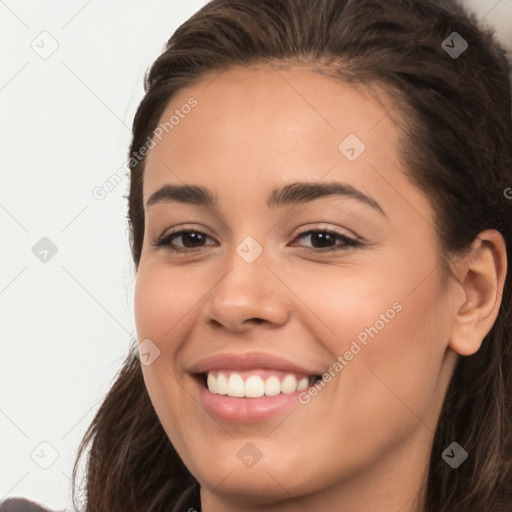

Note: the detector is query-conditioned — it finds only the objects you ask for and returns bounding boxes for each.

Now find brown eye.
[292,229,362,253]
[153,229,217,253]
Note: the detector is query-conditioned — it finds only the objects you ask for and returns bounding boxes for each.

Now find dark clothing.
[0,499,61,512]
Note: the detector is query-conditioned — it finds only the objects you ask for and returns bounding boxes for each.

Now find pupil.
[183,232,204,247]
[312,232,334,248]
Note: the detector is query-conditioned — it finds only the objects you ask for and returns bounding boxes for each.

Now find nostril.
[247,318,265,325]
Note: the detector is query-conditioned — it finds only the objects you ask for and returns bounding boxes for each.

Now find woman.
[3,0,511,510]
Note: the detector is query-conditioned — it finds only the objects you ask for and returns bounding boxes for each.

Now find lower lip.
[194,376,306,423]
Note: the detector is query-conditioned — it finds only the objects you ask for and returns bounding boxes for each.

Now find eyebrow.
[145,181,386,216]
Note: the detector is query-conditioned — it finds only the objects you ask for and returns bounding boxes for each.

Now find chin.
[196,463,308,505]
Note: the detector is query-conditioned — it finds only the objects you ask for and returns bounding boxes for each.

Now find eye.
[152,228,217,253]
[152,226,363,254]
[290,228,362,253]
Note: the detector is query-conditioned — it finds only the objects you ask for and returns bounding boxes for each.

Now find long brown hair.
[72,0,512,510]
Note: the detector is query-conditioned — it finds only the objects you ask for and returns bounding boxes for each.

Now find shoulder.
[0,498,55,512]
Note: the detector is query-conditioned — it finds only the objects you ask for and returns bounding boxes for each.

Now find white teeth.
[227,373,244,397]
[297,376,309,391]
[264,376,281,396]
[206,371,312,397]
[244,375,265,398]
[217,372,228,395]
[207,373,216,393]
[280,374,297,394]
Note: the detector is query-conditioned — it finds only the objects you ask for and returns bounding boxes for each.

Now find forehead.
[146,65,397,164]
[142,65,431,222]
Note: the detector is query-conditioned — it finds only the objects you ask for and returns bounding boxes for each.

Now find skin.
[133,65,507,512]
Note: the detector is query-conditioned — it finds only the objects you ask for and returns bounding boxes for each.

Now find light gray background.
[1,1,510,510]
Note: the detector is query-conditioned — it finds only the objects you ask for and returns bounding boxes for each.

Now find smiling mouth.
[198,370,322,398]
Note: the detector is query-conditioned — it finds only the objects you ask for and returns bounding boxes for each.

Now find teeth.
[264,376,281,396]
[297,376,309,391]
[281,374,297,394]
[217,372,228,395]
[207,372,216,393]
[206,371,313,397]
[245,375,265,398]
[227,373,244,397]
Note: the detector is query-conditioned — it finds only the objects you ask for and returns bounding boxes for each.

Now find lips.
[187,352,324,422]
[189,351,323,376]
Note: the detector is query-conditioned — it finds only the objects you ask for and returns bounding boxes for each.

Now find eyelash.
[152,226,363,254]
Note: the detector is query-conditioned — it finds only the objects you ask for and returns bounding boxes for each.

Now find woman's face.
[134,66,461,510]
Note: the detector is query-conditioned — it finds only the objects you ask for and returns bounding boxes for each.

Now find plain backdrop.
[1,1,510,510]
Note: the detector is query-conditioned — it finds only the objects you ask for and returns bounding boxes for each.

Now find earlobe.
[449,230,507,357]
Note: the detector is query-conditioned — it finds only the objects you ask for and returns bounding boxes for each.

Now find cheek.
[306,257,451,421]
[134,263,202,341]
[287,263,407,359]
[133,266,199,460]
[341,269,452,427]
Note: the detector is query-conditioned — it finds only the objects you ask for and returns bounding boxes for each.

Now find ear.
[449,229,507,356]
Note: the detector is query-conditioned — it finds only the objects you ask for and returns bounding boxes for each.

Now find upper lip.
[188,352,322,376]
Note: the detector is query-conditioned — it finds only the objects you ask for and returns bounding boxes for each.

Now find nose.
[200,239,290,333]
